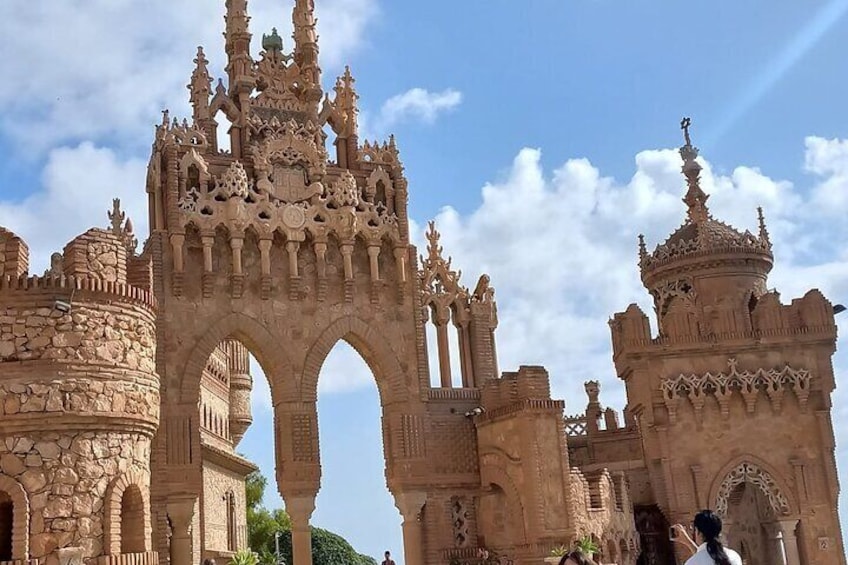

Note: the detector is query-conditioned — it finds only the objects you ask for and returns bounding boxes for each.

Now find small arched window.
[121,485,146,553]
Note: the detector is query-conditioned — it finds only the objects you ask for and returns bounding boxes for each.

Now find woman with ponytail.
[671,510,742,565]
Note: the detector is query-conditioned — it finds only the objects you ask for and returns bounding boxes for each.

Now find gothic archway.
[178,312,297,406]
[712,460,793,519]
[300,315,410,405]
[0,475,29,561]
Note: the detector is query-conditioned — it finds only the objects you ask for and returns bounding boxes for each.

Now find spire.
[757,206,771,247]
[679,117,710,224]
[426,220,443,263]
[333,66,359,136]
[225,0,253,89]
[188,47,212,122]
[293,0,321,87]
[225,0,249,36]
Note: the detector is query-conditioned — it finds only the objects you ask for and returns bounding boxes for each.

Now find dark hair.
[557,551,594,565]
[693,510,731,565]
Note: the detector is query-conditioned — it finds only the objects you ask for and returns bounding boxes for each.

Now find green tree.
[244,470,376,565]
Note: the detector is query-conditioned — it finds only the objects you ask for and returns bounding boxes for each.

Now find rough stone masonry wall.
[0,432,152,561]
[0,283,159,565]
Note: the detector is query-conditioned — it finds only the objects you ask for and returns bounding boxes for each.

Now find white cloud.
[0,0,378,152]
[0,143,149,272]
[362,88,463,139]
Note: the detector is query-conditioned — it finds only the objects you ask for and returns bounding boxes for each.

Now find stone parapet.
[0,276,156,311]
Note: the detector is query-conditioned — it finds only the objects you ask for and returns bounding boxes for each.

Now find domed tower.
[638,117,774,340]
[610,120,845,565]
[0,201,159,565]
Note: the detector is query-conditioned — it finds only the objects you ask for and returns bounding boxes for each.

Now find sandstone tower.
[608,121,845,564]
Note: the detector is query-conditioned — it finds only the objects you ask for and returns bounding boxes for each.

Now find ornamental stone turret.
[637,118,774,339]
[0,201,159,565]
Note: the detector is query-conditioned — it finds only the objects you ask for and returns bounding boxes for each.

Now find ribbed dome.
[639,120,773,277]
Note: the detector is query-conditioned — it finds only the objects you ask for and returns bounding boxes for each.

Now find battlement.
[480,366,554,412]
[0,274,156,310]
[610,288,837,356]
[0,228,29,278]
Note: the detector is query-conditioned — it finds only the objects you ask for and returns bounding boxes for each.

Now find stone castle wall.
[0,272,159,565]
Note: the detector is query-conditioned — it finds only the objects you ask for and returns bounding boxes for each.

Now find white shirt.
[684,543,743,565]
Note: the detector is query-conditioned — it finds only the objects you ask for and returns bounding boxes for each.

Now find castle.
[0,2,844,565]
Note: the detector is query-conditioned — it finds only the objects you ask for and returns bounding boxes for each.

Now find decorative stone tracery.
[714,462,791,518]
[660,358,811,420]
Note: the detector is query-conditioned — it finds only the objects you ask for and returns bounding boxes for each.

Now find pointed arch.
[104,470,151,554]
[0,474,28,561]
[179,312,296,405]
[300,315,408,405]
[709,455,797,519]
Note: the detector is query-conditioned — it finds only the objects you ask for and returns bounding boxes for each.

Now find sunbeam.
[705,0,848,148]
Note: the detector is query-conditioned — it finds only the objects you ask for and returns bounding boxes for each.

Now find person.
[381,551,396,565]
[671,510,743,565]
[557,551,595,565]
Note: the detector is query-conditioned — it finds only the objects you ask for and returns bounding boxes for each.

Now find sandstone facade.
[0,3,844,565]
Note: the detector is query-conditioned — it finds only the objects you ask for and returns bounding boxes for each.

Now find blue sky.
[1,0,848,562]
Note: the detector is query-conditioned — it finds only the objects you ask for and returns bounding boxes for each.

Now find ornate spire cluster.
[189,47,213,122]
[420,221,467,306]
[638,118,773,276]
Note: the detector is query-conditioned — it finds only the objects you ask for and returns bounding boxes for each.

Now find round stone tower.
[638,119,774,339]
[0,209,159,565]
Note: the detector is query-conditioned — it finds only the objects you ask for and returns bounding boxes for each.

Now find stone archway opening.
[0,490,13,562]
[191,336,273,561]
[121,485,147,553]
[714,461,800,565]
[312,340,401,564]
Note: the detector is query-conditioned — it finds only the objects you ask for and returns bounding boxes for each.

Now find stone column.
[167,500,196,565]
[287,496,317,565]
[778,519,801,565]
[763,522,788,565]
[394,491,427,565]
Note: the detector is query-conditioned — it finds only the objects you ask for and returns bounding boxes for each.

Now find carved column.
[167,499,196,565]
[231,235,245,297]
[434,308,452,388]
[394,491,427,565]
[286,496,317,565]
[778,519,801,565]
[259,238,272,298]
[201,231,215,297]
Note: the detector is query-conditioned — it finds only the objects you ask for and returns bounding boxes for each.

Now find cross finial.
[681,117,692,147]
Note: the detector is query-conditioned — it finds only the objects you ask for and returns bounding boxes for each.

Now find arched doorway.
[0,490,13,562]
[713,461,798,564]
[633,505,675,565]
[121,485,147,553]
